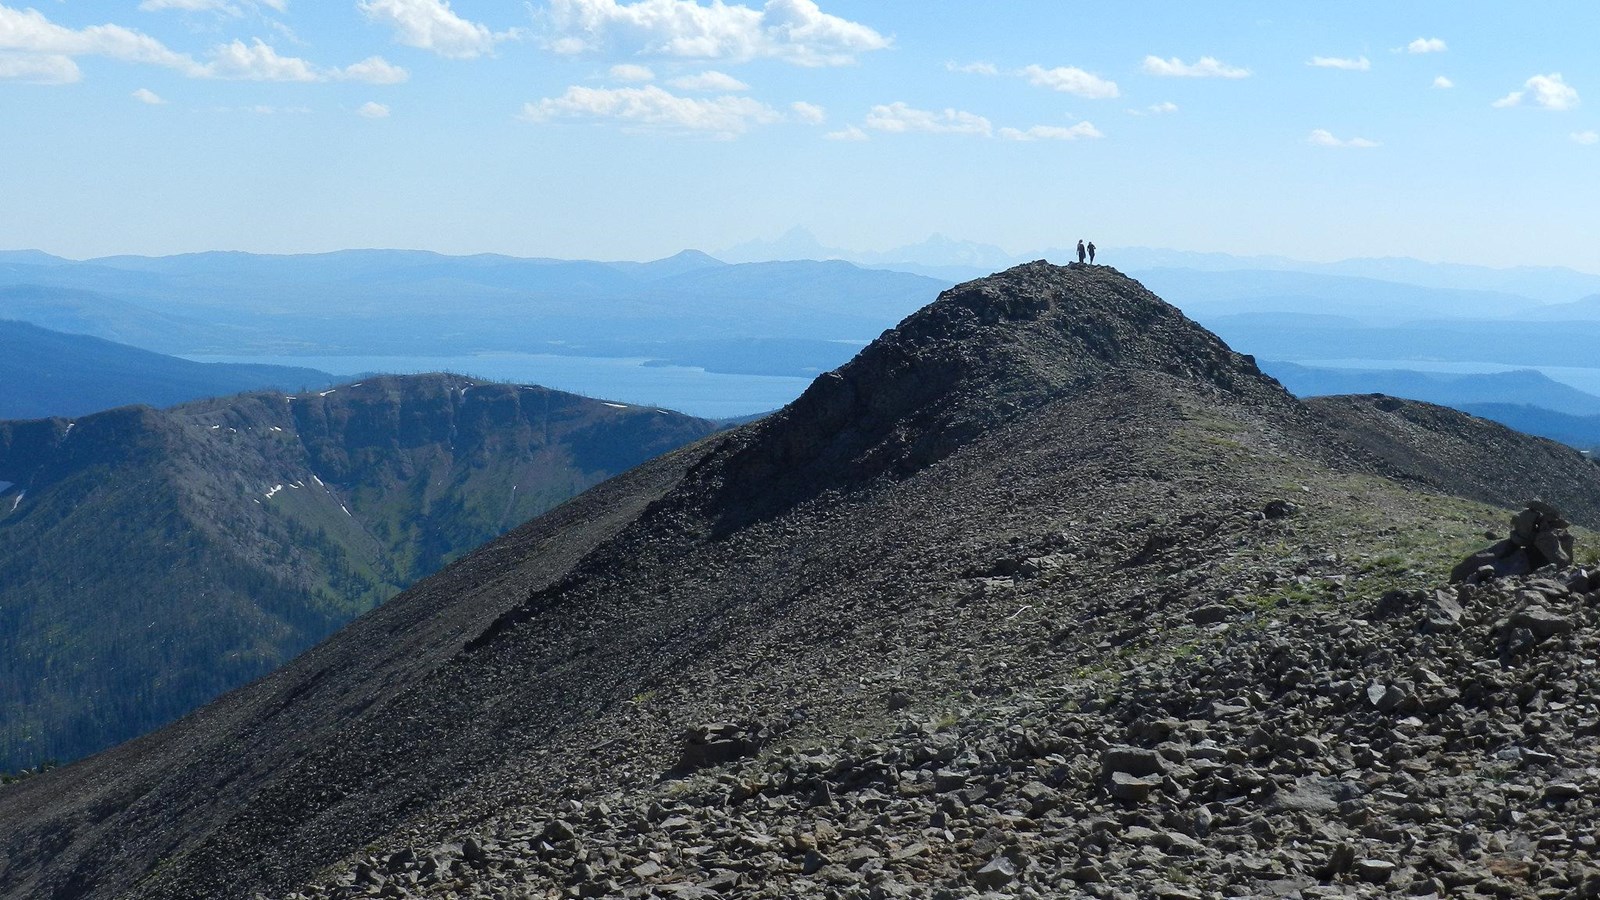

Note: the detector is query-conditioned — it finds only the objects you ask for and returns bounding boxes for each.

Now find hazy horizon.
[3,3,1598,270]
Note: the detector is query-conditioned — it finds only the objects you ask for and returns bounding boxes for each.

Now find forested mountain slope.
[0,374,716,771]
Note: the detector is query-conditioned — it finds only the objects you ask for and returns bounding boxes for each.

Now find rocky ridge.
[4,264,1600,900]
[296,558,1600,899]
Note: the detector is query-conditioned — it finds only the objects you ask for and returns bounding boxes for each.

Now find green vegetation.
[0,376,716,772]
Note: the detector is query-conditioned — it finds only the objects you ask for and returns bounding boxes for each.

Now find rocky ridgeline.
[287,546,1600,899]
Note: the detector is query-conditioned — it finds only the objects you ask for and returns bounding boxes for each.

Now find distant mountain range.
[0,320,337,419]
[7,244,1600,436]
[0,250,942,359]
[0,374,717,771]
[717,228,1600,303]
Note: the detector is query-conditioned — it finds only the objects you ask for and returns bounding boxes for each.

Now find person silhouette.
[1076,239,1086,264]
[1087,241,1096,264]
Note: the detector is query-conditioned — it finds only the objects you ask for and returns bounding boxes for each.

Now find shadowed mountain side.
[5,265,1600,900]
[1306,394,1600,524]
[1455,402,1600,452]
[0,375,717,772]
[692,262,1291,531]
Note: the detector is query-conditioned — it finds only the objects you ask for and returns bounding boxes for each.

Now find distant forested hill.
[0,374,718,771]
[0,320,336,419]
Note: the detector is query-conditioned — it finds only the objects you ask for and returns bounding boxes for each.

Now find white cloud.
[823,124,866,141]
[1128,100,1177,116]
[358,0,509,59]
[1493,73,1580,111]
[1407,37,1447,54]
[131,86,166,103]
[1308,128,1379,148]
[339,55,409,84]
[0,6,388,84]
[999,122,1102,141]
[1021,64,1118,99]
[521,83,781,137]
[201,38,316,80]
[544,0,890,67]
[946,60,997,76]
[0,53,80,83]
[0,5,201,72]
[609,62,655,81]
[1308,55,1370,71]
[790,100,824,123]
[1527,73,1579,110]
[667,69,748,91]
[1433,75,1453,89]
[1572,130,1599,145]
[864,101,990,136]
[1142,55,1250,79]
[357,101,390,118]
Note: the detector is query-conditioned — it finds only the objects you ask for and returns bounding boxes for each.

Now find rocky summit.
[3,263,1600,900]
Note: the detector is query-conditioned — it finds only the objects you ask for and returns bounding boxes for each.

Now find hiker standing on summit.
[1088,241,1096,264]
[1076,239,1087,264]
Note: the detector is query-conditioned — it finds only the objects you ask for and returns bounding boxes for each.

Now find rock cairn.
[289,562,1600,900]
[1451,501,1576,583]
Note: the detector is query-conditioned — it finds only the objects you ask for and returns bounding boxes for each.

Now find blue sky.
[2,1,1597,269]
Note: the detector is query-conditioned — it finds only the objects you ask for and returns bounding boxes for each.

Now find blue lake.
[184,352,815,419]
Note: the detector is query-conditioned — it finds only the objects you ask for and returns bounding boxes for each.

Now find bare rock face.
[1451,500,1576,582]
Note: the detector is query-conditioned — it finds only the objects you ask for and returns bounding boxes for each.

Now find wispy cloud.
[543,0,890,67]
[790,100,825,124]
[1571,130,1598,145]
[1128,101,1178,116]
[1406,37,1447,54]
[864,101,991,136]
[1308,128,1379,148]
[521,83,781,138]
[357,101,391,118]
[0,53,80,83]
[1493,73,1580,111]
[132,86,166,104]
[945,60,997,76]
[998,122,1102,141]
[667,70,749,92]
[358,0,513,59]
[823,124,867,141]
[1021,64,1118,99]
[609,62,655,81]
[0,5,406,83]
[203,38,317,80]
[0,5,202,72]
[1142,55,1249,79]
[1433,75,1453,89]
[338,55,408,84]
[1308,55,1370,71]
